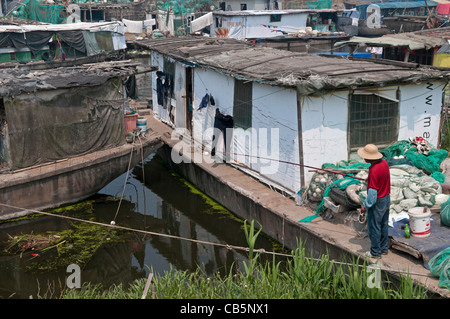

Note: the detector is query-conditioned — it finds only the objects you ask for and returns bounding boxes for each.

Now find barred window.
[233,79,252,129]
[349,94,399,150]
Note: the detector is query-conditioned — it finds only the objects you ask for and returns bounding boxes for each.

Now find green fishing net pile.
[429,247,450,289]
[300,160,366,222]
[381,140,448,183]
[299,140,449,223]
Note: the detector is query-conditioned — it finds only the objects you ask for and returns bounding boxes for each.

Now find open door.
[185,66,193,134]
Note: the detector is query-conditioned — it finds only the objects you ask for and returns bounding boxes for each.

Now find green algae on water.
[169,170,242,222]
[3,197,125,272]
[168,169,287,253]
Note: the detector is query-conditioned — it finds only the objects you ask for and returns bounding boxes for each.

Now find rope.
[0,202,433,278]
[216,150,366,181]
[112,144,135,223]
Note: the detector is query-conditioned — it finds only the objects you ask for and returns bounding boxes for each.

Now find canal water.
[0,153,281,299]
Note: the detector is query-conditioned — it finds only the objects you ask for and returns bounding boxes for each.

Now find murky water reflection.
[0,153,279,298]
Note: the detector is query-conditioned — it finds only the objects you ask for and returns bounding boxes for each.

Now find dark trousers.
[367,194,390,257]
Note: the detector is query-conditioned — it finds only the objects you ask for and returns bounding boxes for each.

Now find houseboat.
[0,21,127,69]
[356,0,440,33]
[190,9,341,40]
[0,60,160,220]
[132,37,450,196]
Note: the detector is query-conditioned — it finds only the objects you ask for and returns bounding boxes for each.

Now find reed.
[63,220,428,299]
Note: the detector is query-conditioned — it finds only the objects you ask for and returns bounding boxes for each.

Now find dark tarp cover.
[0,33,26,50]
[56,30,86,53]
[4,77,126,169]
[24,31,53,55]
[389,218,450,269]
[0,30,87,55]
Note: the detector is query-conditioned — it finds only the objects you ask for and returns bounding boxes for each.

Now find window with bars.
[233,79,252,129]
[349,94,399,150]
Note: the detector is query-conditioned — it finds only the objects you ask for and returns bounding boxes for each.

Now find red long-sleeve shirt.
[367,159,391,198]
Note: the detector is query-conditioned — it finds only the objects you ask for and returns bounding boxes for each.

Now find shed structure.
[135,37,450,195]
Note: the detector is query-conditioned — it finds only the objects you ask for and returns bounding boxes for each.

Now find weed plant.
[63,220,428,299]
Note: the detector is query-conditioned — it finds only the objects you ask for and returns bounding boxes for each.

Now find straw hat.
[357,144,383,160]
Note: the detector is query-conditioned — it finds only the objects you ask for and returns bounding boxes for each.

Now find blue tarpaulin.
[356,1,438,20]
[389,217,450,269]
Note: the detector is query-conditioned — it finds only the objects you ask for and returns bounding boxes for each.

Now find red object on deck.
[124,114,138,134]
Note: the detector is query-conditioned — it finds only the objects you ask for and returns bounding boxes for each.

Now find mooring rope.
[0,202,433,279]
[112,144,136,223]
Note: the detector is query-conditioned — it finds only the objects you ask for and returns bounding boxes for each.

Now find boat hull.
[0,136,162,220]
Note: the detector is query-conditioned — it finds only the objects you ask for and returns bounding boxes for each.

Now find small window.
[270,14,281,22]
[233,79,252,129]
[349,94,399,150]
[240,3,247,10]
[215,17,222,28]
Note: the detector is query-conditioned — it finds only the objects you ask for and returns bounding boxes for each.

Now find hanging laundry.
[198,93,210,110]
[211,108,233,157]
[156,71,165,106]
[163,73,172,109]
[125,75,138,99]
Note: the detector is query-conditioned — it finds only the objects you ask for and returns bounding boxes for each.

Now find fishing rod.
[215,151,366,181]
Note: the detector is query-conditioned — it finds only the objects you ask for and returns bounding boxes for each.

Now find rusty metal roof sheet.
[0,60,156,97]
[334,33,447,50]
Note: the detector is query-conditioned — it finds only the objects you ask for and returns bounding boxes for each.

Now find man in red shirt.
[358,144,391,259]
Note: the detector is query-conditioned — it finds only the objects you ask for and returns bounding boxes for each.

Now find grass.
[62,220,429,299]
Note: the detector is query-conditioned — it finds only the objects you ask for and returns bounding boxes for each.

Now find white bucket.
[408,207,431,238]
[137,117,147,133]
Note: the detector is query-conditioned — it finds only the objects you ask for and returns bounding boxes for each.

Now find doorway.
[185,67,193,134]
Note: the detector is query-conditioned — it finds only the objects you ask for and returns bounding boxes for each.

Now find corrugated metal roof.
[413,26,450,39]
[212,9,336,16]
[356,1,437,9]
[334,33,447,50]
[134,37,450,95]
[0,61,153,97]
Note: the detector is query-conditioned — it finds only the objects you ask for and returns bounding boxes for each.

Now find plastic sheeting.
[190,12,213,33]
[0,23,125,56]
[11,0,66,24]
[3,78,126,169]
[437,2,450,14]
[122,19,144,34]
[389,218,449,270]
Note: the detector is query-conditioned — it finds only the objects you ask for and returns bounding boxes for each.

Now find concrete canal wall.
[0,137,162,221]
[146,114,448,298]
[157,143,353,261]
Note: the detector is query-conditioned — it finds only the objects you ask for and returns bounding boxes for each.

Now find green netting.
[441,197,450,227]
[153,0,218,16]
[316,177,362,215]
[431,171,446,183]
[306,0,332,9]
[381,140,449,176]
[380,140,413,158]
[11,0,67,24]
[322,160,370,170]
[428,247,450,289]
[405,147,448,175]
[299,175,362,222]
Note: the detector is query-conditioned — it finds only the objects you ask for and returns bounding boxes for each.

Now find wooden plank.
[141,272,154,299]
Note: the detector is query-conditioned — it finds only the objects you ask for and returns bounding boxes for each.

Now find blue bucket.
[137,117,147,133]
